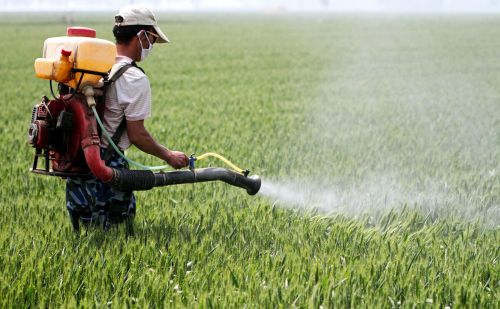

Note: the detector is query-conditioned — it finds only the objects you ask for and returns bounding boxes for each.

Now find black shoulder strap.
[103,62,145,161]
[104,62,145,87]
[131,61,145,74]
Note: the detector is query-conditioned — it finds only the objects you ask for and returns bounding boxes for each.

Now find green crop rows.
[0,13,498,307]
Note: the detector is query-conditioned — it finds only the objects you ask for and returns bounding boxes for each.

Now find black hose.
[109,169,156,191]
[108,168,261,195]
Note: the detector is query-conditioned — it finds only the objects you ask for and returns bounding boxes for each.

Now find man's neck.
[116,44,136,61]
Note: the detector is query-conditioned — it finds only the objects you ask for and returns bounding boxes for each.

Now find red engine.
[28,94,104,177]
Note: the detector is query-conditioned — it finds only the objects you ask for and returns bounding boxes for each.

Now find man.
[66,5,189,232]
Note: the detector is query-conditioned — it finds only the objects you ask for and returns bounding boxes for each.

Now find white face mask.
[137,30,153,61]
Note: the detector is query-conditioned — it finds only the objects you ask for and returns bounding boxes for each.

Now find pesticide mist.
[258,18,499,228]
[259,175,499,228]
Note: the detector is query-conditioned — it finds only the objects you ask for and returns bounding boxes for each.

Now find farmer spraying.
[29,7,261,233]
[66,6,189,231]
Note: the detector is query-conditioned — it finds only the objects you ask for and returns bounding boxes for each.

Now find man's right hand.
[166,150,189,169]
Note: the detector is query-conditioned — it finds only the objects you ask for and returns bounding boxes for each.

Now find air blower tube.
[109,168,261,195]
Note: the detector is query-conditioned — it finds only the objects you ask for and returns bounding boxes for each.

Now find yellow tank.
[34,27,116,90]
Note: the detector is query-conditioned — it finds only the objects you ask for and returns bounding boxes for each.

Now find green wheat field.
[0,12,498,307]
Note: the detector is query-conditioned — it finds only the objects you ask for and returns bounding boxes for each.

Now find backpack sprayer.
[28,27,261,195]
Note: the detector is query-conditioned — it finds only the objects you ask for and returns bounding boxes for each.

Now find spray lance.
[28,27,261,196]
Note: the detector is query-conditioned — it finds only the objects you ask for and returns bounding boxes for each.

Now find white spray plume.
[258,19,499,228]
[259,176,499,228]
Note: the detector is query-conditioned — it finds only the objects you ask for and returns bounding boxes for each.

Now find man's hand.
[165,150,189,169]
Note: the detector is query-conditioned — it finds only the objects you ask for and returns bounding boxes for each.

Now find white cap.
[115,5,169,43]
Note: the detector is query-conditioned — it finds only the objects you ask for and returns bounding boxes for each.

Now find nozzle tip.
[246,175,261,196]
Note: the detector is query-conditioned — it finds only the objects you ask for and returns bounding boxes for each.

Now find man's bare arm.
[126,119,188,169]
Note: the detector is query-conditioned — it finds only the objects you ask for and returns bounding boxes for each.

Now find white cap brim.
[153,25,169,43]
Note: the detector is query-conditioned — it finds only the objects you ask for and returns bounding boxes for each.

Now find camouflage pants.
[66,148,136,231]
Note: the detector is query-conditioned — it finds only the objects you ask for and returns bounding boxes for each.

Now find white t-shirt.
[102,56,152,149]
